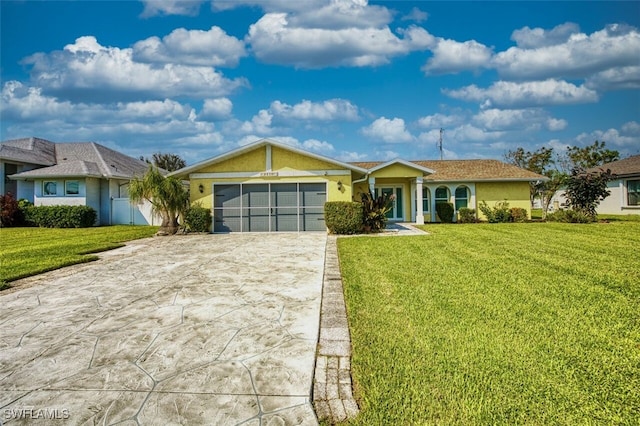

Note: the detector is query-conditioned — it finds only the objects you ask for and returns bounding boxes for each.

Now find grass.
[338,221,640,425]
[0,226,158,284]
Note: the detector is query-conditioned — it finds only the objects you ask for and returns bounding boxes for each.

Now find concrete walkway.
[0,233,327,425]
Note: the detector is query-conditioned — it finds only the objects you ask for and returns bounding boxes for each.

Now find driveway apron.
[0,233,327,425]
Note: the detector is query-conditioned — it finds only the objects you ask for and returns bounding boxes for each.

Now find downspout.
[351,173,369,199]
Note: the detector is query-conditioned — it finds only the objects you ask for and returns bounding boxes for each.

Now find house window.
[455,186,469,210]
[65,180,80,196]
[435,186,449,205]
[628,180,640,206]
[422,187,430,212]
[43,181,57,196]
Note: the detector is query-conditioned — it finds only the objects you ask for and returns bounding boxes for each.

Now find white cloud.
[493,24,640,80]
[23,36,247,101]
[576,127,640,149]
[621,121,640,135]
[140,0,204,17]
[336,150,368,162]
[511,22,580,48]
[199,98,233,121]
[402,7,428,23]
[472,108,566,131]
[585,66,640,91]
[301,139,335,153]
[132,26,246,67]
[270,99,359,121]
[422,38,492,75]
[444,79,599,108]
[246,12,433,68]
[362,117,413,143]
[417,113,465,129]
[240,109,274,134]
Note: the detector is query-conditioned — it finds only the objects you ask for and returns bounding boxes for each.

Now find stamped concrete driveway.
[0,233,327,425]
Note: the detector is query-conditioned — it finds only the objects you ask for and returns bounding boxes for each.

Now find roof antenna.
[438,128,444,160]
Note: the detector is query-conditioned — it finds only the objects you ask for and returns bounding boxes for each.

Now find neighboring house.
[170,139,545,233]
[594,154,640,215]
[1,137,156,225]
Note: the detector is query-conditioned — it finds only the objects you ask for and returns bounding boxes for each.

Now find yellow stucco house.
[170,139,545,232]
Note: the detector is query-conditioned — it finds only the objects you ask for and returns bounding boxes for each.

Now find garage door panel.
[299,183,327,207]
[242,207,270,232]
[214,184,241,208]
[242,184,269,207]
[272,183,298,207]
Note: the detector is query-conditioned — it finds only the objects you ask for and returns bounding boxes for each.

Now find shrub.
[0,193,21,227]
[23,205,97,228]
[510,207,528,223]
[546,209,595,223]
[324,201,363,235]
[436,202,454,223]
[360,191,394,232]
[184,205,211,233]
[457,207,477,223]
[479,200,512,223]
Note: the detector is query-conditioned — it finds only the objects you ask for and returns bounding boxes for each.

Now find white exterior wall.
[86,178,101,224]
[597,179,640,215]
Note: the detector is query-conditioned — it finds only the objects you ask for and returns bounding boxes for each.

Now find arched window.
[455,186,469,210]
[422,187,430,212]
[435,186,449,205]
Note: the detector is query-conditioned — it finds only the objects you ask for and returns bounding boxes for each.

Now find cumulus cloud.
[23,36,247,102]
[511,22,581,48]
[444,79,599,108]
[362,117,413,143]
[585,66,640,91]
[422,38,493,75]
[402,7,428,23]
[417,113,465,129]
[199,98,233,121]
[246,12,433,68]
[240,109,274,134]
[576,126,640,149]
[472,108,567,131]
[270,99,359,121]
[621,121,640,135]
[493,24,640,81]
[140,0,204,17]
[132,26,246,67]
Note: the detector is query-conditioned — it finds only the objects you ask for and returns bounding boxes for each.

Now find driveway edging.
[313,235,359,423]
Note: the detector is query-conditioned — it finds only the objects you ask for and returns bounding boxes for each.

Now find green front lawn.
[339,221,640,424]
[0,226,158,284]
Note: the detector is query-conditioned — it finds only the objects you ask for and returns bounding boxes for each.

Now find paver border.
[313,235,359,423]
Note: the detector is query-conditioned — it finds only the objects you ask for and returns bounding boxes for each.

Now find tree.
[128,166,189,235]
[566,140,619,170]
[152,152,186,172]
[564,167,615,219]
[504,146,558,217]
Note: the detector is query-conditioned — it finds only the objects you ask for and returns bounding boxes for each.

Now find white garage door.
[213,183,326,232]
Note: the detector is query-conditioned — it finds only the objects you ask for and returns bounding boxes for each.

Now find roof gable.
[0,137,56,165]
[170,139,368,177]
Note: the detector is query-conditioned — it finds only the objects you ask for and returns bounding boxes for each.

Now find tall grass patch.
[339,222,640,424]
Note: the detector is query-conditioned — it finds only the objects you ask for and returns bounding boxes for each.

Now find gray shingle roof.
[2,138,150,180]
[588,155,640,178]
[0,137,56,165]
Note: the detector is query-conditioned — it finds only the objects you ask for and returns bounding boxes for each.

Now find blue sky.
[1,1,639,165]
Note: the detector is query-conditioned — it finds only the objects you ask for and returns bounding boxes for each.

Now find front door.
[377,187,403,221]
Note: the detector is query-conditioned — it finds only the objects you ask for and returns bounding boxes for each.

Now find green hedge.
[23,205,97,228]
[457,207,477,223]
[324,201,363,234]
[184,205,212,233]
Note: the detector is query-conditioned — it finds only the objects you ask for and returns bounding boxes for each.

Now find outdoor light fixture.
[198,184,204,193]
[337,181,343,191]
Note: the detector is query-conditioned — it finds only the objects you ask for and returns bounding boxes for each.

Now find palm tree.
[128,166,189,234]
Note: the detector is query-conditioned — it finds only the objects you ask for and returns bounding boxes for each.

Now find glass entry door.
[376,187,403,221]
